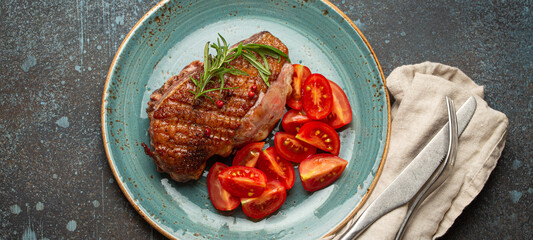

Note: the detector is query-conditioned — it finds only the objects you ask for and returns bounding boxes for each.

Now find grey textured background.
[1,0,531,239]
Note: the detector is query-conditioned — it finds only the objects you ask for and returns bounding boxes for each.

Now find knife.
[340,96,477,240]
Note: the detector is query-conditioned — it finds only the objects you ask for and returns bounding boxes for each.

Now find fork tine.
[394,97,459,240]
[448,97,458,166]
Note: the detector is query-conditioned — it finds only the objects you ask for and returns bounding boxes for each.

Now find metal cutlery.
[394,97,459,240]
[339,96,476,240]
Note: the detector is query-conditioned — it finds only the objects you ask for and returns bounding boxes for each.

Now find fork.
[394,97,459,240]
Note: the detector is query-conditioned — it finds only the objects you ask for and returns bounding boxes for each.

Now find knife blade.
[340,96,477,240]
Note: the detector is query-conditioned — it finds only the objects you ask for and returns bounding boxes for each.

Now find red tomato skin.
[281,109,314,134]
[274,132,317,163]
[256,147,295,189]
[296,121,341,155]
[302,73,333,120]
[299,154,348,192]
[218,166,267,198]
[232,142,265,167]
[241,180,287,219]
[325,80,353,129]
[287,64,311,110]
[207,162,240,211]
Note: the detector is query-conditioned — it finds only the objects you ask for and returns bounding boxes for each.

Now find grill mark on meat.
[146,31,291,182]
[154,102,241,131]
[153,117,236,144]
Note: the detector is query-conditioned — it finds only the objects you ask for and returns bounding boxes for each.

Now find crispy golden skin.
[145,32,292,182]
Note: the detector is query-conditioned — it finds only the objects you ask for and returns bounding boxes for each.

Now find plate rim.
[318,3,390,238]
[100,0,391,239]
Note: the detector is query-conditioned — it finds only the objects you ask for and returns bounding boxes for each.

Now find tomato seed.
[325,138,332,143]
[314,130,321,136]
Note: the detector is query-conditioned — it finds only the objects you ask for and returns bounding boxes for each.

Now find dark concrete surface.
[0,0,531,239]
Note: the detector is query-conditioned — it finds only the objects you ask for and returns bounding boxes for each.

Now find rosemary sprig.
[189,34,290,101]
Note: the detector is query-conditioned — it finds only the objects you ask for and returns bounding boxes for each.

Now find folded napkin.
[329,62,509,239]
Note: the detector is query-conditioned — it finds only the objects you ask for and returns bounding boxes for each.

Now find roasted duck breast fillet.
[144,31,293,182]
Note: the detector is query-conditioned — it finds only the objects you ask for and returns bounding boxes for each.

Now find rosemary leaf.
[189,34,290,100]
[242,51,270,74]
[200,86,240,96]
[243,44,290,62]
[258,71,270,87]
[189,76,199,86]
[203,42,210,79]
[218,73,225,91]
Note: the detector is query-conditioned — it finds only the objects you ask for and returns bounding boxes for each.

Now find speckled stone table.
[1,0,531,239]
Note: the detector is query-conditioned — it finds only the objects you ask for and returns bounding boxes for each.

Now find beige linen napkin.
[329,62,508,239]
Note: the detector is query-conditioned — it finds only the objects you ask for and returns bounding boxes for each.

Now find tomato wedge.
[281,109,314,134]
[325,80,353,129]
[287,64,311,110]
[302,73,333,120]
[256,147,295,189]
[299,154,348,192]
[296,121,340,155]
[207,162,240,211]
[274,132,316,163]
[218,166,267,198]
[232,142,265,167]
[241,180,287,219]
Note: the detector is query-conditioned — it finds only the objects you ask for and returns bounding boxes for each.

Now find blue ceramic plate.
[101,0,390,239]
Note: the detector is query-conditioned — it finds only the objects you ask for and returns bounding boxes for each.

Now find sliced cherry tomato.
[256,147,295,189]
[218,166,267,198]
[299,154,348,192]
[281,109,314,134]
[241,180,287,219]
[302,73,333,120]
[274,132,316,163]
[286,64,311,110]
[325,80,353,129]
[232,142,265,167]
[296,121,340,155]
[207,162,240,211]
